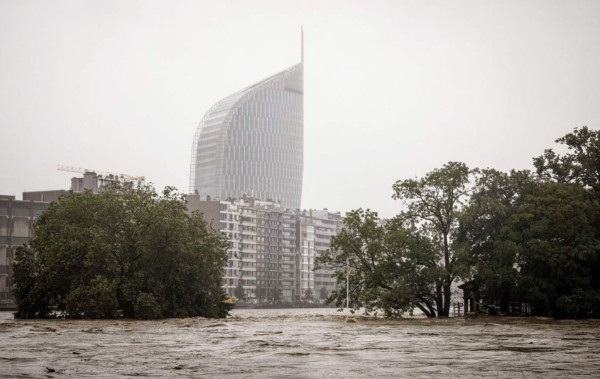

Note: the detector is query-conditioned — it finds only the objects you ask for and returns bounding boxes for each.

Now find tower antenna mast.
[301,25,304,64]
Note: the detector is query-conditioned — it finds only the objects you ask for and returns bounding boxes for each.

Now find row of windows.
[0,216,33,238]
[190,64,303,210]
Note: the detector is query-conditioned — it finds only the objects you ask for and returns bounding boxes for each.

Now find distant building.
[297,209,342,303]
[71,171,99,193]
[188,195,342,305]
[65,170,145,193]
[22,190,66,203]
[1,169,144,305]
[0,195,52,305]
[189,34,304,210]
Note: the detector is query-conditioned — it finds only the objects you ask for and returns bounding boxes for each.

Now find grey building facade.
[22,190,66,203]
[0,196,52,305]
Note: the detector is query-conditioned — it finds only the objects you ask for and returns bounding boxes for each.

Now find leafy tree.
[509,182,600,317]
[457,169,535,313]
[534,126,600,196]
[64,275,120,318]
[316,209,438,317]
[12,246,51,318]
[318,163,474,318]
[458,128,600,318]
[392,162,473,316]
[530,126,600,317]
[12,184,231,319]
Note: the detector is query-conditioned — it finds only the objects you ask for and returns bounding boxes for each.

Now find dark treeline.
[12,185,231,319]
[317,127,600,319]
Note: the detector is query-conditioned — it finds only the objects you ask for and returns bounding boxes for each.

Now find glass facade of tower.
[190,63,303,210]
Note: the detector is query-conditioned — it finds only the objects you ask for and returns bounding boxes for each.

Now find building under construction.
[57,165,145,193]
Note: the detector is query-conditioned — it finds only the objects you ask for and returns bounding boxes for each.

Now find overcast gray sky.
[1,0,599,217]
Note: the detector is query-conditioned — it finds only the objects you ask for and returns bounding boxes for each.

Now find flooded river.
[1,308,599,378]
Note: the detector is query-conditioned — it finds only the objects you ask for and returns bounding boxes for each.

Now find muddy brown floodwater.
[1,308,599,378]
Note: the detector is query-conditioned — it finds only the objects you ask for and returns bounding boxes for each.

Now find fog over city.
[1,0,600,217]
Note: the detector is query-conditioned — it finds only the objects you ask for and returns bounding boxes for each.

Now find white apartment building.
[188,195,342,305]
[297,209,343,303]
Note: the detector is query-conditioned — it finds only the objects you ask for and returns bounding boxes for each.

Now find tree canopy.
[392,161,474,316]
[319,127,600,319]
[317,163,474,317]
[316,209,419,317]
[12,185,231,319]
[534,126,600,196]
[509,182,600,317]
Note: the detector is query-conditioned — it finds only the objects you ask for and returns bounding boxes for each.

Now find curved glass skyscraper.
[190,48,303,209]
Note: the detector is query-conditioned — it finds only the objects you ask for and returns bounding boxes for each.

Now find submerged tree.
[392,161,474,316]
[509,182,600,317]
[534,126,600,314]
[316,209,409,317]
[457,127,600,318]
[316,209,441,317]
[12,185,231,319]
[317,163,474,318]
[320,128,600,319]
[457,169,535,314]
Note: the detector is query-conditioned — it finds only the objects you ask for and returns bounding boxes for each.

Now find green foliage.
[534,126,600,196]
[12,184,231,319]
[316,209,434,317]
[65,276,119,318]
[457,169,535,313]
[322,128,600,319]
[317,163,475,318]
[392,161,474,316]
[12,246,51,319]
[134,292,163,320]
[458,127,600,318]
[509,182,600,317]
[318,128,600,319]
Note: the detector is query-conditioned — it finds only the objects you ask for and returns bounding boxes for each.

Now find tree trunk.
[435,284,443,315]
[439,231,451,317]
[416,302,436,318]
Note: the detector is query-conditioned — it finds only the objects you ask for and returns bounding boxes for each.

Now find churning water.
[1,308,599,378]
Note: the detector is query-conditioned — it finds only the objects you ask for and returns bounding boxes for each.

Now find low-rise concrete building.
[0,195,54,305]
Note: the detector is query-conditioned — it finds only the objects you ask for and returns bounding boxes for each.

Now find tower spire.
[301,25,304,64]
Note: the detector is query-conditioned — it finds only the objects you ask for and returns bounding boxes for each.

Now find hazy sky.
[1,0,599,217]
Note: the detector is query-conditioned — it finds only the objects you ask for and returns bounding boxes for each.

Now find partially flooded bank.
[1,309,599,378]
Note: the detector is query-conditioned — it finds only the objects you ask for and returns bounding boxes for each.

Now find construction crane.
[57,165,145,186]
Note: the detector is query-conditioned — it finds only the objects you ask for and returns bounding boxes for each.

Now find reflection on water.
[1,309,599,378]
